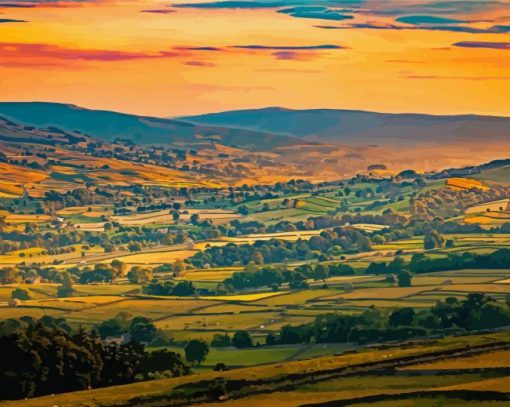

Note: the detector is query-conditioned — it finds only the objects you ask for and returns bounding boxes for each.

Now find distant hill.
[181,107,510,146]
[0,102,306,151]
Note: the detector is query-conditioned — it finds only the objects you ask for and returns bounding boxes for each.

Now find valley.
[1,107,510,406]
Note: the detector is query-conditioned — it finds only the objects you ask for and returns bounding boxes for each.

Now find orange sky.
[0,0,510,116]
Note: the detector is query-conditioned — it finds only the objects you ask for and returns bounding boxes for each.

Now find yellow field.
[179,270,237,281]
[447,177,489,191]
[194,230,325,251]
[465,199,510,214]
[412,276,499,285]
[155,312,278,330]
[442,283,510,293]
[0,212,51,224]
[438,376,510,392]
[201,292,285,302]
[350,223,389,232]
[463,215,507,226]
[402,349,510,370]
[255,289,340,306]
[106,249,197,265]
[0,244,104,265]
[0,181,23,197]
[329,286,438,300]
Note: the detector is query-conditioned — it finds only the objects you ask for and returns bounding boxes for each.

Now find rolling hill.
[0,103,307,151]
[181,107,510,146]
[3,102,510,180]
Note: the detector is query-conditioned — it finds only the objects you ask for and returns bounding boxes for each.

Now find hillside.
[181,107,510,146]
[3,332,509,407]
[0,103,306,151]
[0,117,226,197]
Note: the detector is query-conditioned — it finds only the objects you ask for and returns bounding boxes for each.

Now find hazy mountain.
[181,107,510,146]
[0,102,307,151]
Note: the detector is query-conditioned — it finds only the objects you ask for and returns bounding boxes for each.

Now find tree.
[397,271,412,287]
[110,260,126,278]
[128,243,142,253]
[139,349,189,378]
[127,267,152,284]
[356,235,373,252]
[184,339,209,365]
[97,318,122,339]
[211,333,231,348]
[11,288,30,301]
[190,213,200,225]
[57,272,74,298]
[172,281,196,296]
[388,257,406,275]
[250,251,264,265]
[313,264,329,282]
[424,230,445,250]
[232,330,253,348]
[389,307,415,326]
[129,317,157,344]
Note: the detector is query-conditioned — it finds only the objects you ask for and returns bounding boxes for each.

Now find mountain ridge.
[180,106,510,145]
[0,102,308,151]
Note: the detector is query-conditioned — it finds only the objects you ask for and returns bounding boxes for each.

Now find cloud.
[173,0,288,9]
[231,44,344,50]
[278,6,354,21]
[395,15,464,25]
[453,41,510,50]
[0,17,27,22]
[315,22,510,34]
[0,42,187,66]
[229,44,345,61]
[0,3,36,7]
[185,60,216,67]
[403,74,510,81]
[175,46,223,51]
[140,9,175,14]
[362,1,505,16]
[0,0,96,7]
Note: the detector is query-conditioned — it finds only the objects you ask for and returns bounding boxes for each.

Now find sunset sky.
[1,0,510,116]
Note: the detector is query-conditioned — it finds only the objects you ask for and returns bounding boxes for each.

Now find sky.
[1,0,510,117]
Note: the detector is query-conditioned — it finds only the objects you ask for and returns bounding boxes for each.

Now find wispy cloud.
[185,60,216,67]
[315,22,510,34]
[0,42,187,66]
[173,0,287,9]
[278,6,354,21]
[231,44,344,50]
[140,9,175,14]
[453,41,510,50]
[403,74,510,81]
[0,0,97,7]
[175,46,223,51]
[0,17,27,22]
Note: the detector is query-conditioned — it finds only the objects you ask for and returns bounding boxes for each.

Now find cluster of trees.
[411,184,510,220]
[225,211,407,237]
[409,248,510,274]
[96,313,171,345]
[143,279,197,297]
[0,316,188,401]
[190,228,374,268]
[224,263,355,291]
[365,249,510,283]
[274,293,510,345]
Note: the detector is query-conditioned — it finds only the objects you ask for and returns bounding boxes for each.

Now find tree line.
[0,316,188,401]
[272,293,510,346]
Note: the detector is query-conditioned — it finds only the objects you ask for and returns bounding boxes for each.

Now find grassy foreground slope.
[3,331,509,407]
